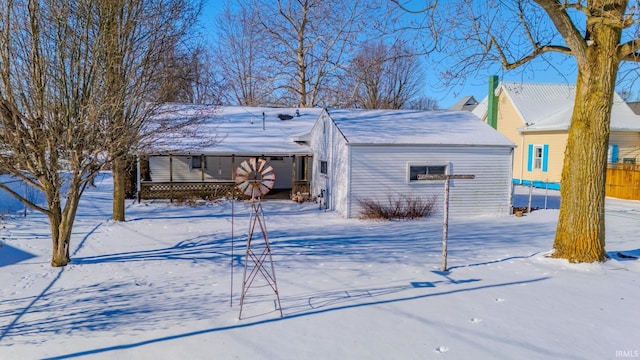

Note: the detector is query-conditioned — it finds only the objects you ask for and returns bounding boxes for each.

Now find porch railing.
[139,180,311,202]
[139,181,241,201]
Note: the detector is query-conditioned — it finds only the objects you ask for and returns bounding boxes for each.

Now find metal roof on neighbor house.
[472,82,640,132]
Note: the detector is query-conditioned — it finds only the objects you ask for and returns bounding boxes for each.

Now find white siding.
[309,111,350,215]
[309,109,515,219]
[347,145,514,218]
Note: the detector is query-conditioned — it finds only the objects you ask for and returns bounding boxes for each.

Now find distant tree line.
[208,0,439,110]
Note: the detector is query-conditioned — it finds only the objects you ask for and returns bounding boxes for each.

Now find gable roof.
[448,96,479,111]
[146,104,322,155]
[326,109,514,147]
[472,82,640,132]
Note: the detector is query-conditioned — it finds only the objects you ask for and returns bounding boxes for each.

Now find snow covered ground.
[0,174,639,359]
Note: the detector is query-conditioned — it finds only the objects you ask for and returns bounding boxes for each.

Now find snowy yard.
[0,174,639,359]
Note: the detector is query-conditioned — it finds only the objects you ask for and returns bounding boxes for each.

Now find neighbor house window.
[527,144,548,172]
[533,146,543,169]
[320,160,328,175]
[623,158,636,165]
[191,156,206,169]
[408,164,447,183]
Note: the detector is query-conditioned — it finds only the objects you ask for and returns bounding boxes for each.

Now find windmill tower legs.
[238,201,283,319]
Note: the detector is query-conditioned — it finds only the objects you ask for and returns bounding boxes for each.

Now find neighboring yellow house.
[473,80,640,190]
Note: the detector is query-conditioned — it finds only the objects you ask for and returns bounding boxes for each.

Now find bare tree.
[394,0,640,262]
[97,0,205,222]
[149,44,220,104]
[346,40,424,109]
[211,2,272,106]
[251,0,377,107]
[404,95,440,111]
[0,0,108,266]
[190,47,224,105]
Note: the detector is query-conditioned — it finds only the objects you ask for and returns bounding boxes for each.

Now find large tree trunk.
[49,207,68,267]
[50,182,82,267]
[552,5,622,262]
[112,158,126,222]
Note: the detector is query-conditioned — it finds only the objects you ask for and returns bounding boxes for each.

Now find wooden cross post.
[419,174,475,272]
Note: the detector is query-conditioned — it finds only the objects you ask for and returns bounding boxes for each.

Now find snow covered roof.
[472,82,640,132]
[145,105,323,155]
[326,109,514,147]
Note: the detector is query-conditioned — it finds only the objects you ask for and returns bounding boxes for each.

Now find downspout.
[520,134,525,184]
[487,75,499,129]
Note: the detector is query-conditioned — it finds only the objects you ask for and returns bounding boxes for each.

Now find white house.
[306,109,516,218]
[140,105,323,199]
[140,105,516,218]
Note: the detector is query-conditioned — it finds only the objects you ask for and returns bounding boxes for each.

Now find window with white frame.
[533,145,543,170]
[408,163,447,183]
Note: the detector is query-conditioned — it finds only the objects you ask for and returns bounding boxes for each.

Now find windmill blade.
[258,183,271,195]
[261,180,275,189]
[239,160,252,174]
[237,181,250,193]
[249,158,257,172]
[257,158,266,172]
[236,166,249,177]
[261,165,274,176]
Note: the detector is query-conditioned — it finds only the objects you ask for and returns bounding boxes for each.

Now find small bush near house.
[358,194,437,220]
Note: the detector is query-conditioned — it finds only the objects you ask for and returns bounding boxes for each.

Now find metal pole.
[441,177,450,272]
[544,179,548,210]
[230,199,234,307]
[527,182,533,213]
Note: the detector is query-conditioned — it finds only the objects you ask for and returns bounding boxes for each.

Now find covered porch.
[136,153,312,202]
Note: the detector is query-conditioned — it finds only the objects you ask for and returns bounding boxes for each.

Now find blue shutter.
[542,144,549,172]
[527,144,533,171]
[610,144,619,163]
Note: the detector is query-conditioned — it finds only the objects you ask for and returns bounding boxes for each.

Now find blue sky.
[198,1,587,109]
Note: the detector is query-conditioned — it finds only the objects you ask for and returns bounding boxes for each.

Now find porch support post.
[169,154,173,203]
[201,154,205,181]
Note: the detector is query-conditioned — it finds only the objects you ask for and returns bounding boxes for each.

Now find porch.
[136,154,312,202]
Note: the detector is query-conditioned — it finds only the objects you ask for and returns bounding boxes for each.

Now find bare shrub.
[358,194,438,220]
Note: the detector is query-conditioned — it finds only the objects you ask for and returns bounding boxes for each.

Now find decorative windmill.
[234,157,276,201]
[233,157,283,319]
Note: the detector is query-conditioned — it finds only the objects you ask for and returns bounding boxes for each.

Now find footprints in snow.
[434,297,506,355]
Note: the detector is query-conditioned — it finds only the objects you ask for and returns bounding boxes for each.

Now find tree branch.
[533,0,587,66]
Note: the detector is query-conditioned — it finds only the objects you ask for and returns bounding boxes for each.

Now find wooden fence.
[606,163,640,200]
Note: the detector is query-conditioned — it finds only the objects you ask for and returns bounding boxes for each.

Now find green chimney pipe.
[487,75,499,129]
